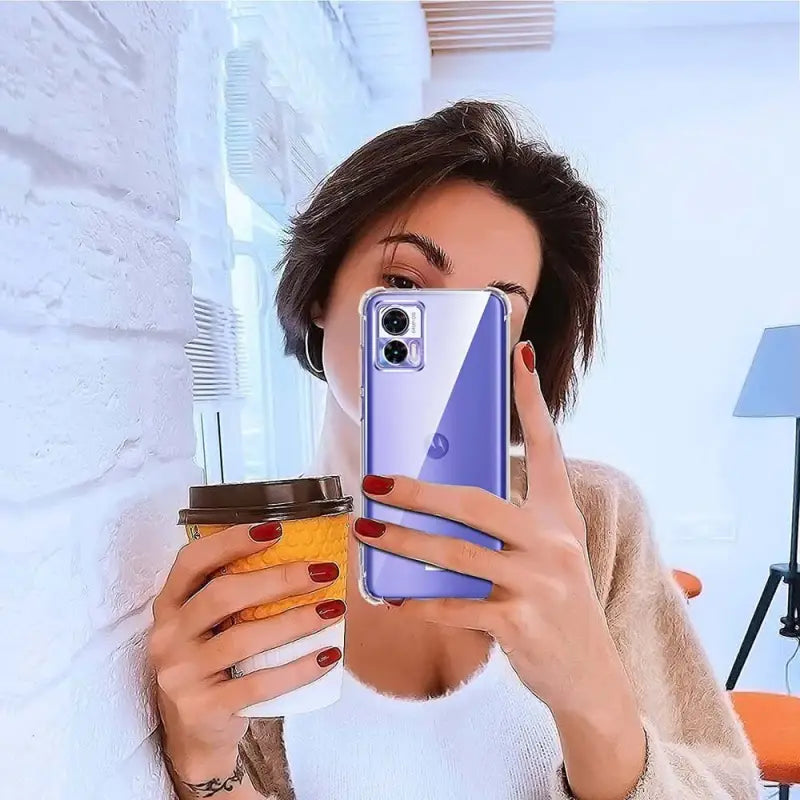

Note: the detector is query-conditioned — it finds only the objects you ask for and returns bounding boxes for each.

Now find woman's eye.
[383,273,419,290]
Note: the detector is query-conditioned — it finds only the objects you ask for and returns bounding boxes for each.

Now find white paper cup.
[234,619,345,717]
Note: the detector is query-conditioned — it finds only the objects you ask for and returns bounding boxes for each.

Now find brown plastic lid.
[178,475,353,526]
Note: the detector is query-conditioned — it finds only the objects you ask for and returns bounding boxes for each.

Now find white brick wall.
[0,3,226,798]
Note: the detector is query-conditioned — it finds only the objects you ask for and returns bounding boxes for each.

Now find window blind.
[185,297,248,403]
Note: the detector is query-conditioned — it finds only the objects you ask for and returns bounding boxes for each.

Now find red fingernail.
[521,341,535,373]
[385,598,405,607]
[317,647,342,668]
[308,562,339,583]
[354,517,386,538]
[362,475,394,495]
[249,522,282,542]
[316,599,346,620]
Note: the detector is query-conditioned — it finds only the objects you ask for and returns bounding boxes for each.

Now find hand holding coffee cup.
[148,477,352,779]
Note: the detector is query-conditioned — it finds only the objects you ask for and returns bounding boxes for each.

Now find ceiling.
[342,0,798,90]
[555,1,799,33]
[417,1,797,55]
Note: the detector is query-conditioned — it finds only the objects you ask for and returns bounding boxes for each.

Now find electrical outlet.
[671,514,738,543]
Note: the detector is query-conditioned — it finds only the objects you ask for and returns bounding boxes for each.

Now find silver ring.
[305,327,323,374]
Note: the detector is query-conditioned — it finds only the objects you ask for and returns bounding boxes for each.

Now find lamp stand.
[726,417,800,690]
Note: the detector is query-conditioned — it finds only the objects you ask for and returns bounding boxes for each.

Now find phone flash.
[408,340,421,366]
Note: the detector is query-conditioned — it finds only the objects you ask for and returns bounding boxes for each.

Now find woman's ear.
[310,300,324,330]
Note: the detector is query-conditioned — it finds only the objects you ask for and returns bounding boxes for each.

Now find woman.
[150,101,759,800]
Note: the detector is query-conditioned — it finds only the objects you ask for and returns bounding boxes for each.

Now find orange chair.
[730,691,800,800]
[672,569,800,796]
[672,569,703,600]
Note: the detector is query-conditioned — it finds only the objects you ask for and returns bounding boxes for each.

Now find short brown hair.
[276,100,603,436]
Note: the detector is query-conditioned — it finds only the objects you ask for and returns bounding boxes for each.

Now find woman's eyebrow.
[378,232,530,305]
[378,232,454,275]
[490,280,531,306]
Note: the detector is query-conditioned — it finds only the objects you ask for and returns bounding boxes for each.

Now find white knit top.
[283,642,562,800]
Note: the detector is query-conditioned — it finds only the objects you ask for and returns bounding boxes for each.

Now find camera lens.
[383,340,408,365]
[382,308,409,336]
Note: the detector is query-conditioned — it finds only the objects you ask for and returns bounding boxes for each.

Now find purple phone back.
[361,289,510,600]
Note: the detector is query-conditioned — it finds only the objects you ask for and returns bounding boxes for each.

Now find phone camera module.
[382,307,409,336]
[383,339,408,365]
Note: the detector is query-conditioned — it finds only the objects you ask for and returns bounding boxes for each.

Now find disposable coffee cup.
[178,476,352,718]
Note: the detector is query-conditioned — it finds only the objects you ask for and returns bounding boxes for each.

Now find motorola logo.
[427,432,449,459]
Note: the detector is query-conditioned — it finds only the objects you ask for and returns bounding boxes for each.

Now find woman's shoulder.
[566,457,647,513]
[510,454,647,515]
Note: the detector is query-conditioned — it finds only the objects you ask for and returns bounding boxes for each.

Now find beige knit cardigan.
[238,459,761,799]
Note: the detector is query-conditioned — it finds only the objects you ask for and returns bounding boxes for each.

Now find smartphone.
[359,287,511,602]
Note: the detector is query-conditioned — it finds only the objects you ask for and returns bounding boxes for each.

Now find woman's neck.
[307,393,362,505]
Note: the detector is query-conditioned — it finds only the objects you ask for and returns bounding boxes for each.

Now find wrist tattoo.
[168,751,246,798]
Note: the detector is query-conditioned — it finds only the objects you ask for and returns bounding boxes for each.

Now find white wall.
[0,3,224,798]
[425,22,800,692]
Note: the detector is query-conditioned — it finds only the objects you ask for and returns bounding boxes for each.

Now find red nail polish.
[362,475,394,495]
[249,522,282,542]
[317,647,342,668]
[521,341,535,373]
[316,599,346,620]
[354,517,386,538]
[385,598,405,607]
[308,562,340,583]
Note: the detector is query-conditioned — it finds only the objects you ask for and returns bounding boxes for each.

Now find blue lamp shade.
[734,325,800,418]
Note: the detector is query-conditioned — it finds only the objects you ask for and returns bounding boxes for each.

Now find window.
[227,183,327,481]
[186,184,326,484]
[184,3,373,485]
